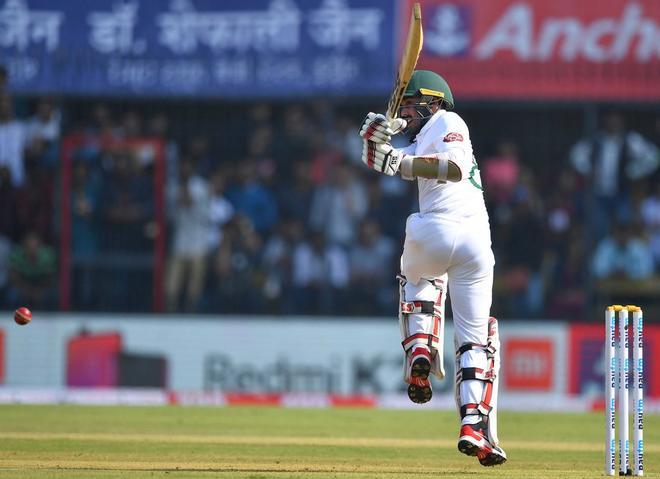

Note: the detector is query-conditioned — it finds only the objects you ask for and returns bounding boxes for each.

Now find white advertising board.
[0,313,568,396]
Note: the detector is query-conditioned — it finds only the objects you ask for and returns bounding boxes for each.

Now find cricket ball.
[14,307,32,325]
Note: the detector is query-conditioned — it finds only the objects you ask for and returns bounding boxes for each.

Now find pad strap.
[400,298,439,352]
[460,385,494,418]
[457,342,497,418]
[402,333,440,352]
[457,367,494,382]
[458,343,496,356]
[460,394,493,418]
[400,300,434,314]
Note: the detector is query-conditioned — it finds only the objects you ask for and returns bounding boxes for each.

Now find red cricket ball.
[14,307,32,325]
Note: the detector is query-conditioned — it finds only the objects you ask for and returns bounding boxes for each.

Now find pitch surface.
[0,405,657,478]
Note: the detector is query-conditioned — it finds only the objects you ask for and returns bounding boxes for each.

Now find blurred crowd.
[0,63,659,319]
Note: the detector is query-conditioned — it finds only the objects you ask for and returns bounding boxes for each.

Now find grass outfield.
[0,405,656,478]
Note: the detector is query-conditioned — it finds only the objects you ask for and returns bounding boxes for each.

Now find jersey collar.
[418,109,446,138]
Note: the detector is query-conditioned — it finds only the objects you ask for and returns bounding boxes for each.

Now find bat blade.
[386,2,423,120]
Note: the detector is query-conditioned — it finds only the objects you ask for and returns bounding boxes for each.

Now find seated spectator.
[348,220,397,315]
[165,159,211,313]
[225,160,278,236]
[292,230,349,315]
[0,93,26,187]
[7,231,57,309]
[592,222,654,280]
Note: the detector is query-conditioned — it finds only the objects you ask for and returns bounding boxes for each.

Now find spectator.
[0,93,26,186]
[309,131,344,185]
[640,181,660,269]
[495,198,546,317]
[98,148,154,310]
[348,219,397,315]
[15,160,54,244]
[309,162,368,247]
[0,64,7,92]
[546,227,589,319]
[482,140,520,206]
[147,112,180,189]
[71,160,101,309]
[206,167,235,252]
[186,135,214,177]
[0,234,10,306]
[592,222,654,280]
[364,176,410,242]
[165,159,211,312]
[261,217,304,313]
[24,97,61,169]
[89,103,116,138]
[570,111,659,239]
[206,215,263,313]
[100,148,154,252]
[276,160,315,223]
[292,231,349,315]
[273,105,312,176]
[225,160,278,236]
[246,125,276,185]
[7,231,57,309]
[119,110,142,139]
[334,115,363,167]
[230,104,274,161]
[0,166,17,240]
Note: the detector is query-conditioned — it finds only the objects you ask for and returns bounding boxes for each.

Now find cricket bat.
[386,2,423,120]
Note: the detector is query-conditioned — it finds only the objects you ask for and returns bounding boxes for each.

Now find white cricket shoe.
[457,422,507,467]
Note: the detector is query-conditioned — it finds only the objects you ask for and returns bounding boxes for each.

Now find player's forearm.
[400,153,462,182]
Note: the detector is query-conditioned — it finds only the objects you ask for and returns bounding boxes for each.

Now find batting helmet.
[404,70,454,110]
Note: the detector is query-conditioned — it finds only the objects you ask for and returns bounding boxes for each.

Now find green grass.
[0,405,656,478]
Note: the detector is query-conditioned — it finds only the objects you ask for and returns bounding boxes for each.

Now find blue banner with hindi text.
[0,0,396,98]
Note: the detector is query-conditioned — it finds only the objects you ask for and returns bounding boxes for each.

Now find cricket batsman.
[358,70,506,466]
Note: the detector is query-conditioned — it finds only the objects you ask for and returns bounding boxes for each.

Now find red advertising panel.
[504,338,553,390]
[569,323,660,398]
[66,332,122,387]
[408,0,660,100]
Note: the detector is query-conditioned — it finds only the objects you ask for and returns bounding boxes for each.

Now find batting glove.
[362,140,410,176]
[358,112,407,144]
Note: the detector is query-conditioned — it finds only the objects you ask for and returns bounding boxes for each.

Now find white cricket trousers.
[400,211,495,347]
